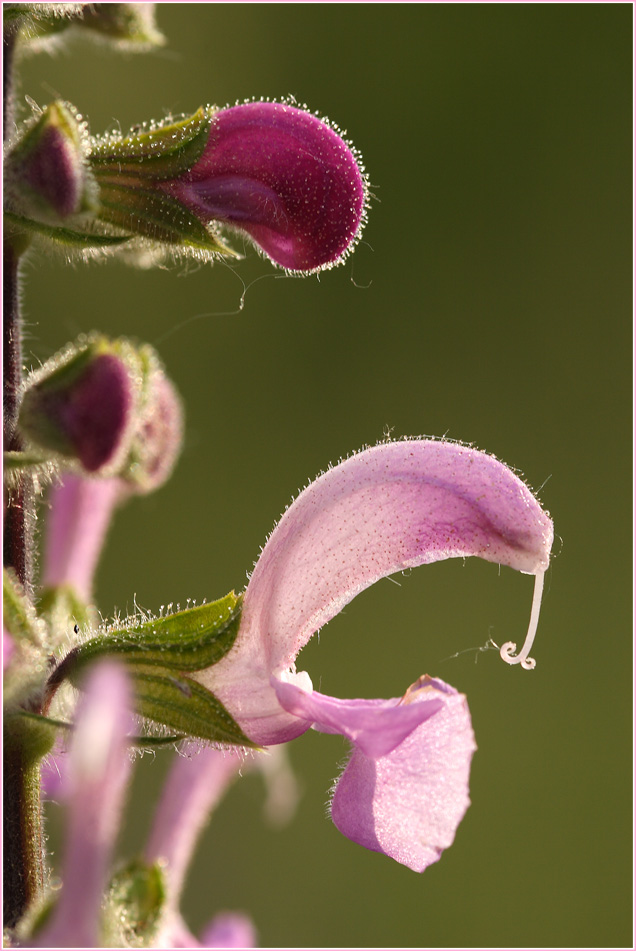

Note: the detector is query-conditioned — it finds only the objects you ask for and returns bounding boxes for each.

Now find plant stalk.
[3,24,45,929]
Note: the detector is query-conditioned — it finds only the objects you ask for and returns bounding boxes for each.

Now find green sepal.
[3,210,132,250]
[127,665,256,747]
[3,3,83,40]
[103,859,167,948]
[90,107,214,180]
[94,181,237,255]
[47,592,256,747]
[65,591,243,672]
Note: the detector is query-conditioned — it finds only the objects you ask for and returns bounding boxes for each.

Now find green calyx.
[89,108,238,256]
[90,107,215,180]
[66,590,243,671]
[49,591,257,748]
[103,859,167,948]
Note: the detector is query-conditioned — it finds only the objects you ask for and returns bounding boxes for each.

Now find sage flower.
[193,439,553,871]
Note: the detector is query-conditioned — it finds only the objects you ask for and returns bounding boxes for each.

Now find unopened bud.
[5,4,163,52]
[5,101,98,223]
[76,3,165,50]
[120,347,184,494]
[90,100,369,273]
[19,336,184,488]
[19,337,139,473]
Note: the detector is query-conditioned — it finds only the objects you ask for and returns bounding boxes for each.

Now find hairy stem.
[3,28,45,929]
[3,729,47,929]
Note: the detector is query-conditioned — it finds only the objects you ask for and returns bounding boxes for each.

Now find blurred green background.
[16,4,632,948]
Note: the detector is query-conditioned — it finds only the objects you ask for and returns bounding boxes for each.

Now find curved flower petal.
[196,440,553,745]
[330,676,476,872]
[161,101,368,272]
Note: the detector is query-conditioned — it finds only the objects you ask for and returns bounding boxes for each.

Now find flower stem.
[2,726,47,929]
[3,240,36,600]
[3,34,45,929]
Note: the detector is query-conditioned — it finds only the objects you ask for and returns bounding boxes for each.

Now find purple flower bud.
[19,339,137,473]
[160,101,368,272]
[124,371,184,494]
[91,101,369,272]
[20,336,184,487]
[4,101,98,223]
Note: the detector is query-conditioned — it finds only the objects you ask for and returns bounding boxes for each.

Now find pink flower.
[194,439,553,871]
[144,743,260,948]
[34,662,134,948]
[158,100,368,272]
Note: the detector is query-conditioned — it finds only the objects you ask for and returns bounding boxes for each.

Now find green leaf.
[103,860,166,949]
[67,591,244,672]
[3,210,132,249]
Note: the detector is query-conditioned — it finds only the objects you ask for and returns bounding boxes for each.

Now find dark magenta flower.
[91,101,369,273]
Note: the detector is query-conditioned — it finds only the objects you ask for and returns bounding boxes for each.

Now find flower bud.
[19,336,183,486]
[19,337,138,473]
[90,100,369,273]
[119,347,184,494]
[5,3,164,52]
[75,3,165,50]
[4,101,98,224]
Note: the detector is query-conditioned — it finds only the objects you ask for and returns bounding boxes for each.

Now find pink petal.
[330,676,476,872]
[35,662,133,947]
[43,474,123,602]
[200,912,258,949]
[273,676,444,758]
[196,440,552,745]
[145,744,244,902]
